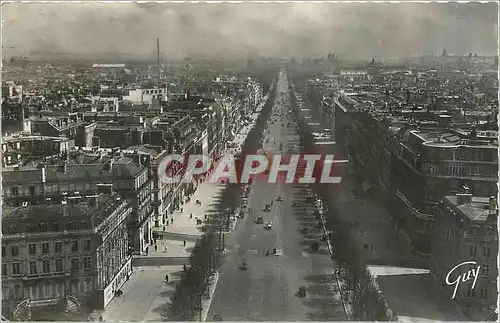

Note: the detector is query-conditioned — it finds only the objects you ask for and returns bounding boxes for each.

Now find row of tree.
[289,77,394,321]
[164,79,278,321]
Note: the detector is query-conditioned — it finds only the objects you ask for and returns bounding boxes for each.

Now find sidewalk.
[332,174,424,266]
[101,266,183,322]
[158,119,256,241]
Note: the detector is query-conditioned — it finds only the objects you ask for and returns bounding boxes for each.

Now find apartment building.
[431,192,498,319]
[1,188,132,320]
[2,151,153,255]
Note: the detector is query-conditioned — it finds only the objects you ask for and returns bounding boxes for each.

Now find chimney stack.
[456,193,473,205]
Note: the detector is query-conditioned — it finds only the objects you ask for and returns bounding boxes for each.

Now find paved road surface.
[207,70,346,321]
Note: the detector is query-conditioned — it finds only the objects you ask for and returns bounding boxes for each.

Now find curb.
[317,206,351,321]
[201,272,220,322]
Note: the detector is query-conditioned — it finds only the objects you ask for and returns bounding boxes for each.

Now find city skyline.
[2,2,498,60]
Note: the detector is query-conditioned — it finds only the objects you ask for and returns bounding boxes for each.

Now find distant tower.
[442,48,448,57]
[156,38,161,84]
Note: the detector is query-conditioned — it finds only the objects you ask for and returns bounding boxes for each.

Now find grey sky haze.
[2,2,498,60]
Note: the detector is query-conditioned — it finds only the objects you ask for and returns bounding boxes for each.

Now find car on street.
[276,196,284,201]
[293,201,300,207]
[274,249,283,256]
[239,261,248,270]
[264,222,272,230]
[296,286,307,297]
[255,216,264,224]
[263,204,271,212]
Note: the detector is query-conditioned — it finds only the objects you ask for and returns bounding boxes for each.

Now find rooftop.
[2,193,128,233]
[444,195,498,222]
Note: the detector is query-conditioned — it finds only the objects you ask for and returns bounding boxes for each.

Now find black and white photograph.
[1,2,498,322]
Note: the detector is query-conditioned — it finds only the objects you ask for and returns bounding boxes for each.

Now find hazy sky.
[2,2,498,60]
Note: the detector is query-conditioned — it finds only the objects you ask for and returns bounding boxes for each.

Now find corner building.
[1,189,132,320]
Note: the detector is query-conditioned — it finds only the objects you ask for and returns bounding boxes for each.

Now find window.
[11,245,19,257]
[83,239,91,251]
[70,258,79,272]
[43,285,51,299]
[71,240,78,252]
[28,243,36,255]
[482,264,490,276]
[480,286,488,299]
[483,246,490,257]
[13,285,22,299]
[2,246,5,257]
[42,260,50,274]
[52,222,60,232]
[42,243,50,254]
[67,222,75,231]
[467,288,476,297]
[29,286,38,300]
[2,264,7,276]
[70,281,79,294]
[55,259,63,272]
[470,245,477,257]
[12,263,21,276]
[29,261,37,275]
[8,225,17,234]
[82,257,91,270]
[29,186,35,196]
[55,242,62,253]
[11,187,18,196]
[39,222,47,232]
[83,279,92,293]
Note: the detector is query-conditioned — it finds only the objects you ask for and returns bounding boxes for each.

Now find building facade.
[1,190,132,320]
[431,192,498,318]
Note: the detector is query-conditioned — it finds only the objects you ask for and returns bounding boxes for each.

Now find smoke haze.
[2,2,498,60]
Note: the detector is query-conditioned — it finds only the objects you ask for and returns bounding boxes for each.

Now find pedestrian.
[165,274,169,283]
[171,218,173,224]
[145,246,149,256]
[190,213,193,219]
[163,226,165,232]
[204,214,208,220]
[154,244,158,252]
[181,208,183,213]
[183,240,186,247]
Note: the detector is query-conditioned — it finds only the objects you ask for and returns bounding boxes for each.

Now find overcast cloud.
[2,2,498,60]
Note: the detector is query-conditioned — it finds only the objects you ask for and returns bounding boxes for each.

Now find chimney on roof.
[488,196,497,216]
[456,185,472,205]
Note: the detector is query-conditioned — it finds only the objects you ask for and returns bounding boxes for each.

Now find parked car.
[255,216,264,224]
[263,204,271,212]
[239,261,248,270]
[264,222,272,230]
[296,286,307,297]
